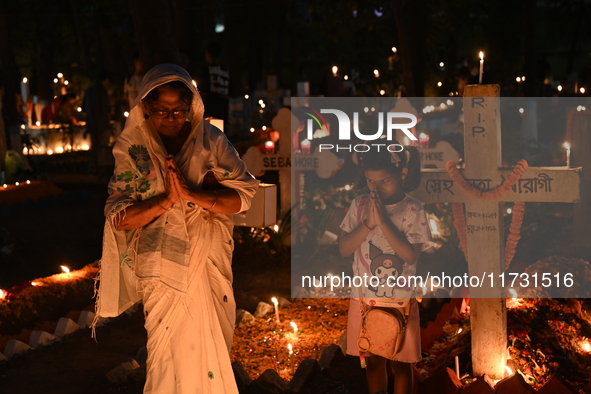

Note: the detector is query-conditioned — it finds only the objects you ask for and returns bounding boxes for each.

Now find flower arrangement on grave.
[446,160,528,269]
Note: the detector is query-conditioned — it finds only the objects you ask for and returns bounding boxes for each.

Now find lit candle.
[479,51,484,84]
[332,66,338,77]
[455,355,460,378]
[290,321,298,338]
[564,142,571,167]
[288,343,294,374]
[429,219,441,237]
[301,139,311,154]
[581,340,591,353]
[418,132,430,148]
[20,77,29,103]
[265,141,275,154]
[61,265,70,274]
[272,297,280,323]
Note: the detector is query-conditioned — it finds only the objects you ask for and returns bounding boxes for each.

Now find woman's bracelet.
[362,220,375,231]
[208,190,218,210]
[157,198,172,211]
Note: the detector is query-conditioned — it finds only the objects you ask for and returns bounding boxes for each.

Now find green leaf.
[137,178,151,193]
[117,171,135,183]
[117,184,134,197]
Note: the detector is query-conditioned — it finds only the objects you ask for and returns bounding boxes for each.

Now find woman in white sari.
[94,64,258,393]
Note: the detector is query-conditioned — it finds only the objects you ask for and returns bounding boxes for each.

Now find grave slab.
[29,330,58,347]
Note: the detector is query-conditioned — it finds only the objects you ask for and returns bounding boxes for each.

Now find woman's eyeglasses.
[150,108,189,119]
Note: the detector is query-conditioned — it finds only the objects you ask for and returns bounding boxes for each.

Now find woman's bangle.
[157,198,172,211]
[208,190,218,210]
[363,220,375,231]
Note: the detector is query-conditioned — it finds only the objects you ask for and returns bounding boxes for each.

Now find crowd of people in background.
[4,43,231,177]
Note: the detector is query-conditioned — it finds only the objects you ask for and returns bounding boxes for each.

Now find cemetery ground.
[1,181,591,393]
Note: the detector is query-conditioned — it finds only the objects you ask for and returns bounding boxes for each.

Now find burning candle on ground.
[290,321,298,339]
[288,343,294,374]
[564,142,571,167]
[272,297,280,323]
[418,132,430,148]
[479,51,484,84]
[301,139,311,154]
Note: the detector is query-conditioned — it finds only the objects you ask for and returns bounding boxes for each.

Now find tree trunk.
[565,0,583,78]
[392,0,425,97]
[129,0,181,71]
[0,0,21,161]
[224,0,243,96]
[69,0,91,72]
[523,0,537,96]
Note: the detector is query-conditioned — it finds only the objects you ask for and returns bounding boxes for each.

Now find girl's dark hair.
[143,80,193,106]
[358,142,421,192]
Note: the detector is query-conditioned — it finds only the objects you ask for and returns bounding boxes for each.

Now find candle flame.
[288,343,293,353]
[563,142,570,150]
[429,219,440,235]
[0,289,7,300]
[22,77,28,83]
[61,265,70,274]
[332,66,338,75]
[582,340,591,352]
[457,328,463,334]
[271,297,278,305]
[265,141,274,147]
[479,51,484,60]
[31,282,40,286]
[290,321,298,333]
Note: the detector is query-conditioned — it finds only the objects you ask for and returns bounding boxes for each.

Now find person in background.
[82,71,112,173]
[41,93,81,125]
[200,42,230,123]
[124,53,144,110]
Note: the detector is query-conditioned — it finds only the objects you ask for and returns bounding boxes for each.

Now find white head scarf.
[125,63,205,154]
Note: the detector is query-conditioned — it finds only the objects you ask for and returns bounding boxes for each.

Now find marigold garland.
[504,201,525,269]
[447,160,528,270]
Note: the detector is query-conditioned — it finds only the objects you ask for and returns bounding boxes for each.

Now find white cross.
[410,85,582,379]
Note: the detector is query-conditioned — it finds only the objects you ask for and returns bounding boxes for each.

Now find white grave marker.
[410,85,582,379]
[419,140,460,168]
